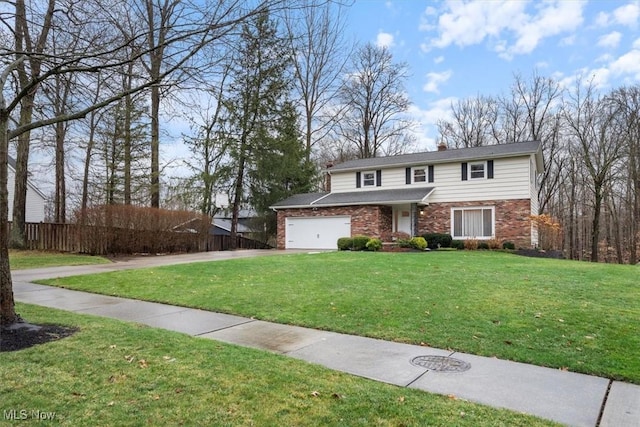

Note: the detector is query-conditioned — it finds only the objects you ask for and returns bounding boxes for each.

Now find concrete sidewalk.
[10,251,640,427]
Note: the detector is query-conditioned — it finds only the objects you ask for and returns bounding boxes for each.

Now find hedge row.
[338,233,516,252]
[337,236,382,251]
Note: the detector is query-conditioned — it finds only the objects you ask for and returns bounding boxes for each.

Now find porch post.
[411,203,418,237]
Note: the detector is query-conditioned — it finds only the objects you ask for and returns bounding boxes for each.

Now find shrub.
[421,233,453,249]
[396,238,412,248]
[487,238,502,250]
[502,241,516,250]
[451,240,465,250]
[366,238,382,251]
[409,236,428,251]
[477,242,490,250]
[464,239,478,250]
[337,237,353,251]
[351,235,370,251]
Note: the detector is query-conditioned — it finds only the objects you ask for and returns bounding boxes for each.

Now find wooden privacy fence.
[9,222,271,255]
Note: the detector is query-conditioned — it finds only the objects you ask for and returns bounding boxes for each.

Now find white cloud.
[421,0,586,60]
[597,31,622,49]
[406,98,458,151]
[594,11,610,27]
[376,31,395,48]
[594,1,640,27]
[633,38,640,49]
[433,55,445,64]
[506,1,585,58]
[559,35,575,46]
[423,70,452,93]
[613,2,640,27]
[610,49,640,79]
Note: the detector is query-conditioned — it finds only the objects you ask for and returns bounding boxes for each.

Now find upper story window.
[356,170,381,188]
[470,162,485,179]
[406,165,434,184]
[362,171,376,186]
[462,160,493,181]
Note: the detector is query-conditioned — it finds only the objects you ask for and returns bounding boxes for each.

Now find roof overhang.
[271,187,435,210]
[326,141,544,173]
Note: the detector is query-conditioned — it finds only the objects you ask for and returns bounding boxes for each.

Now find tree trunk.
[10,128,30,248]
[591,182,603,262]
[124,91,132,205]
[229,152,246,250]
[150,84,160,208]
[1,113,18,326]
[54,120,66,223]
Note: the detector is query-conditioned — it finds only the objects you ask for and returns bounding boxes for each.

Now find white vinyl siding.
[8,164,46,223]
[452,207,494,239]
[329,156,533,202]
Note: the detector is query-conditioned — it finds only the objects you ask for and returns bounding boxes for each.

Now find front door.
[393,204,412,235]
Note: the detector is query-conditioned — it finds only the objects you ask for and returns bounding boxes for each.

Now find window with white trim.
[469,162,485,179]
[452,207,494,239]
[413,168,426,183]
[362,171,375,186]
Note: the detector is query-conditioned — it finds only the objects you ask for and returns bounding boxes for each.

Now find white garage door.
[285,216,351,249]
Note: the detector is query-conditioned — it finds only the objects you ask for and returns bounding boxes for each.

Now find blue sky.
[344,0,640,150]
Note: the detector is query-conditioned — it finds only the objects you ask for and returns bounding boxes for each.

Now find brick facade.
[276,205,392,249]
[277,198,534,249]
[417,199,534,248]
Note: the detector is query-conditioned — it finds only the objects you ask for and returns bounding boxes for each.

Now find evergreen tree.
[221,11,313,247]
[250,101,316,240]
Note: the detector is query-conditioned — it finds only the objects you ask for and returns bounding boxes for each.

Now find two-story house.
[271,141,543,250]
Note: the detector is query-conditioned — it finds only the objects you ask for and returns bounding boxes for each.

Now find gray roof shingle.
[271,192,329,208]
[271,188,434,209]
[329,141,542,172]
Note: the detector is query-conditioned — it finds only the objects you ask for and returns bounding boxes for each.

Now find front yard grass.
[9,249,110,270]
[0,303,556,426]
[41,251,640,384]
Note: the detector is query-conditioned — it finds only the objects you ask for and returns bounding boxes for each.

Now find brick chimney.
[437,141,448,151]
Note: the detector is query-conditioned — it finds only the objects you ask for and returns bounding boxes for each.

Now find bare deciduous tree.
[1,0,297,327]
[285,0,351,161]
[335,43,414,159]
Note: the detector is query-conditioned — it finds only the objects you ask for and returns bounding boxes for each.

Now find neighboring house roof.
[272,187,435,209]
[213,218,251,234]
[328,140,543,172]
[214,208,257,219]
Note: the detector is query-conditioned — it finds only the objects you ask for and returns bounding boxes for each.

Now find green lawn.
[0,304,556,426]
[9,250,110,270]
[41,251,640,383]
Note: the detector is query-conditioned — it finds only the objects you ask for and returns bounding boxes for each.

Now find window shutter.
[356,172,361,188]
[376,169,382,187]
[487,160,494,179]
[428,165,434,183]
[405,167,411,184]
[461,163,468,181]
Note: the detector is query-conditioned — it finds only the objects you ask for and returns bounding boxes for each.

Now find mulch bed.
[514,249,565,259]
[1,323,79,352]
